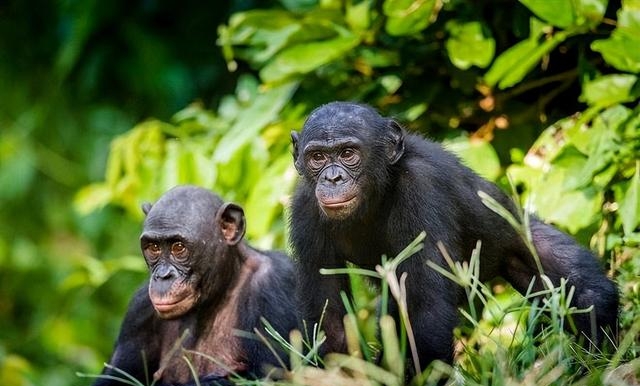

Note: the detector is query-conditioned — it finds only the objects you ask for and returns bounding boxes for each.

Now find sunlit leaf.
[529,151,603,233]
[74,184,113,215]
[519,0,575,28]
[580,74,639,106]
[619,163,640,235]
[244,154,297,248]
[346,0,373,31]
[592,38,640,73]
[483,17,574,89]
[213,81,297,163]
[520,0,605,29]
[383,0,439,36]
[218,10,303,65]
[445,20,495,70]
[485,39,536,87]
[591,8,640,73]
[444,136,502,181]
[260,35,360,82]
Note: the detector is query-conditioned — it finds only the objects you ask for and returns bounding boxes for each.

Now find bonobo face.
[292,102,405,220]
[140,186,245,319]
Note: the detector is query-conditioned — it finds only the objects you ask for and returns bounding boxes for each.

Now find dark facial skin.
[140,188,244,319]
[291,103,404,220]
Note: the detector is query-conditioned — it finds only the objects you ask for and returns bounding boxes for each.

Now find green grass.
[79,193,640,385]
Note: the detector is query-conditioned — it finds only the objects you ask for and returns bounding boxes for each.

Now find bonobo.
[93,185,297,386]
[289,101,618,368]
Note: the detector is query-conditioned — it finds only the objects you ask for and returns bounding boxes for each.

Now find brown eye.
[144,243,161,261]
[171,242,188,260]
[308,151,327,170]
[340,148,359,166]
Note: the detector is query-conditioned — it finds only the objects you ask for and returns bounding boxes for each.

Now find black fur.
[289,101,618,368]
[93,186,297,385]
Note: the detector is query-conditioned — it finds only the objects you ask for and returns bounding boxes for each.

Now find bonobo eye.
[307,151,327,171]
[144,243,161,262]
[340,148,360,167]
[171,241,188,261]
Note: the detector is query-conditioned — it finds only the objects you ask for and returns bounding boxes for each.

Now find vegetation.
[0,0,638,385]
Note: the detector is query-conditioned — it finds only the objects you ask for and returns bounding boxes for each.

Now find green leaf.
[219,10,301,64]
[444,136,501,181]
[619,163,640,235]
[445,21,495,70]
[580,74,639,106]
[591,8,640,73]
[260,35,360,82]
[510,146,603,233]
[383,0,439,36]
[346,0,373,31]
[484,18,557,89]
[569,107,628,188]
[244,154,297,246]
[573,0,608,29]
[212,81,297,163]
[519,0,606,29]
[484,38,539,88]
[504,32,568,89]
[74,184,113,215]
[533,169,603,234]
[519,0,575,28]
[592,39,640,73]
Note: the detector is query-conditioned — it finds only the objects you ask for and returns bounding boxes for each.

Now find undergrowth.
[79,192,640,386]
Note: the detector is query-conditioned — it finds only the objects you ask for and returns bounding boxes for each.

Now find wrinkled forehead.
[301,102,381,142]
[143,187,221,237]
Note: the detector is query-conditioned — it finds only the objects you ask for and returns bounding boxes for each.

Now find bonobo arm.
[92,284,160,386]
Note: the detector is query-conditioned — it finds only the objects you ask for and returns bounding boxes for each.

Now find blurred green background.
[1,0,638,385]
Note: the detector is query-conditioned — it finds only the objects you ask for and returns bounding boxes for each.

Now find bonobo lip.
[321,195,356,209]
[153,300,182,312]
[151,294,193,314]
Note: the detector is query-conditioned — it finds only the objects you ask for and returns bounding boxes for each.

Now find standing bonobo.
[93,186,297,386]
[289,101,618,368]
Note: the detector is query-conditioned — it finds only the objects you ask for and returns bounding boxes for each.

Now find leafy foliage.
[1,0,638,385]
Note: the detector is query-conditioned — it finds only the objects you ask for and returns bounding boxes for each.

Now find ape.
[289,101,618,368]
[93,185,297,386]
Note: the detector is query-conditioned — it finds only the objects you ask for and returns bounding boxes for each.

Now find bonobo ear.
[142,202,153,215]
[291,131,303,174]
[216,202,246,246]
[386,120,405,164]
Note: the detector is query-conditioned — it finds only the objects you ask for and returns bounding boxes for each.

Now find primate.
[289,101,618,368]
[93,185,297,386]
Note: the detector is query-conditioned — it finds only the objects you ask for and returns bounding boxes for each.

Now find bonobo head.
[140,185,246,319]
[291,101,405,220]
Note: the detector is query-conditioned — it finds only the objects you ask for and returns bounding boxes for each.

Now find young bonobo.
[290,101,618,369]
[93,185,297,386]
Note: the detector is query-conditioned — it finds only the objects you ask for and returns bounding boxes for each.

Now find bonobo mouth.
[151,293,197,318]
[153,299,183,312]
[320,195,356,209]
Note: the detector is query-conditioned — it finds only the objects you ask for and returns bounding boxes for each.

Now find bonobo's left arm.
[92,284,160,386]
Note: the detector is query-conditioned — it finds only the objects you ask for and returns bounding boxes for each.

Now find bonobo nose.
[323,166,345,184]
[154,266,176,281]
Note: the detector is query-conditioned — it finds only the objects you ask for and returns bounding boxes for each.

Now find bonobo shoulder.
[394,133,472,183]
[402,134,462,165]
[243,246,294,285]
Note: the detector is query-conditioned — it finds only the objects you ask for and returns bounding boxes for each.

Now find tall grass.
[262,191,638,385]
[79,192,639,385]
